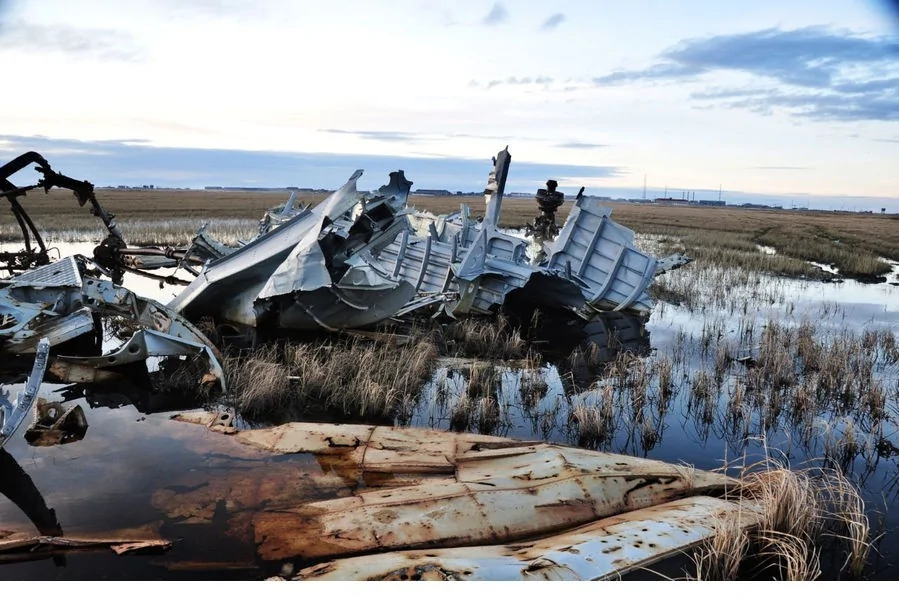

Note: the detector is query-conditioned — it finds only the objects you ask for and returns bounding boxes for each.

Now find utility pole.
[718,184,722,202]
[642,175,646,200]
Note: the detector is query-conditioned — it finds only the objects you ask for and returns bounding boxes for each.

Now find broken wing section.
[293,496,763,581]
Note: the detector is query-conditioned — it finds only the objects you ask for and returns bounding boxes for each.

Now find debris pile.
[1,146,689,394]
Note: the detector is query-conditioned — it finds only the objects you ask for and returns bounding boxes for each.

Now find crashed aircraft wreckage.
[167,147,689,334]
[0,153,225,408]
[0,415,762,577]
[1,148,688,392]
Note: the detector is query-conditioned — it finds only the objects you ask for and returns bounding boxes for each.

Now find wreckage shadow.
[0,448,62,538]
[503,297,651,389]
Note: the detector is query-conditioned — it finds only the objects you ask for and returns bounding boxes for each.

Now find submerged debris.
[23,398,89,447]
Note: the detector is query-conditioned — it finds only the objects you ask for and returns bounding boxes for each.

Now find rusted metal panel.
[175,417,540,474]
[164,417,753,578]
[292,496,763,581]
[250,445,726,560]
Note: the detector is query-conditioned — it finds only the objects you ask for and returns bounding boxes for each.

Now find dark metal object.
[0,152,122,278]
[527,179,578,245]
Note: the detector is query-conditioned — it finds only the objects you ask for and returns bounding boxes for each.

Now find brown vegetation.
[224,332,438,420]
[692,461,871,581]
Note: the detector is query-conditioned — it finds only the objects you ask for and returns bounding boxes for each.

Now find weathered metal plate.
[250,444,726,559]
[293,496,763,581]
[166,418,742,572]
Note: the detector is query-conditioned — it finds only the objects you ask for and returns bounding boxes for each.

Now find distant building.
[697,200,726,207]
[415,189,452,196]
[653,197,689,204]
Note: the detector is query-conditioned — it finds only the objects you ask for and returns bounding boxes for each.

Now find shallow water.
[2,240,898,580]
[0,399,355,579]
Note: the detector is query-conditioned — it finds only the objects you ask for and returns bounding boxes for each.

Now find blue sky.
[0,0,897,210]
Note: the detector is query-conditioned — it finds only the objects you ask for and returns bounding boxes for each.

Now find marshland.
[1,190,898,580]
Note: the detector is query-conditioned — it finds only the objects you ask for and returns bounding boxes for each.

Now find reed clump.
[691,461,872,581]
[224,332,439,419]
[442,314,526,359]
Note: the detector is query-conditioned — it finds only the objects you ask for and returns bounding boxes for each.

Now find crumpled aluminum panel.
[376,231,456,295]
[547,196,656,314]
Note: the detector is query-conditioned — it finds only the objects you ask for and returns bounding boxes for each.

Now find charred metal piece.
[0,152,122,278]
[526,179,569,248]
[24,398,89,447]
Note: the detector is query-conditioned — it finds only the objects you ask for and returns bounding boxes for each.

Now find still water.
[1,242,897,580]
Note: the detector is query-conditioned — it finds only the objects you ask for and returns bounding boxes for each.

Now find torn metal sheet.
[169,170,418,331]
[0,533,171,557]
[1,256,225,393]
[368,147,680,320]
[292,496,764,581]
[0,337,49,449]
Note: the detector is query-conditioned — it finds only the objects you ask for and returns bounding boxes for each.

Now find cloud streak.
[540,13,565,31]
[592,27,899,122]
[482,2,508,26]
[471,75,554,89]
[750,166,811,170]
[0,19,144,61]
[318,129,435,143]
[556,142,607,149]
[0,134,622,190]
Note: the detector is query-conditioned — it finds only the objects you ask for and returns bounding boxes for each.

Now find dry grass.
[224,332,438,420]
[442,314,527,360]
[691,460,873,581]
[568,385,616,448]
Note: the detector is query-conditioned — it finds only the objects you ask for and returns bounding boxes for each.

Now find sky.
[0,0,897,210]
